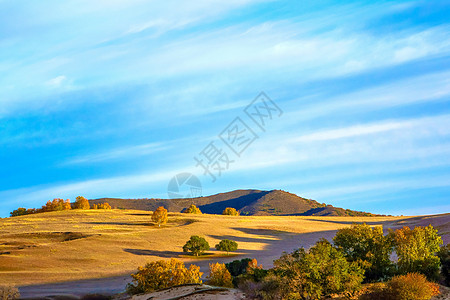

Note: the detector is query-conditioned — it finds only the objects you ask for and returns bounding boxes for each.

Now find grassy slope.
[0,210,448,286]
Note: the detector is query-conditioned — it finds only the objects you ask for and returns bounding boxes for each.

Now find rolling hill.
[90,189,380,216]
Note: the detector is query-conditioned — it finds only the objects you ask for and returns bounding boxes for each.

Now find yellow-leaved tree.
[126,258,202,294]
[207,262,233,287]
[152,206,168,227]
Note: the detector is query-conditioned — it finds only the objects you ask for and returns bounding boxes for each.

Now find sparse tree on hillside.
[222,207,239,216]
[74,196,90,210]
[183,235,210,256]
[185,204,202,214]
[126,258,202,294]
[215,239,238,255]
[152,206,168,227]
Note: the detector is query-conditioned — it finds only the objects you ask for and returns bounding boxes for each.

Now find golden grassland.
[0,209,447,286]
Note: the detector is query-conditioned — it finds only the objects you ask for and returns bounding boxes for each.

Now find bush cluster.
[184,204,202,214]
[92,203,112,210]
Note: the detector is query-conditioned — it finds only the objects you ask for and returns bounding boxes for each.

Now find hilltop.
[90,189,379,216]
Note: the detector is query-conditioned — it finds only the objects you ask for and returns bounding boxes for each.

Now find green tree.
[185,204,202,214]
[183,235,210,256]
[222,207,239,216]
[438,244,450,285]
[215,239,238,255]
[272,239,365,299]
[73,196,90,210]
[152,206,168,227]
[390,225,443,281]
[126,258,202,294]
[333,223,394,281]
[10,208,28,217]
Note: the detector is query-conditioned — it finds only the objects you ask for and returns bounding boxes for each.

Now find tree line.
[10,196,111,217]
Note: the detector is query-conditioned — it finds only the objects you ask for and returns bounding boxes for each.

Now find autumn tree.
[222,207,239,216]
[185,204,202,214]
[73,196,90,210]
[333,223,394,281]
[126,258,202,294]
[207,262,233,287]
[215,239,238,255]
[10,208,28,217]
[41,199,71,212]
[152,206,168,227]
[390,225,443,281]
[183,235,210,256]
[272,239,365,299]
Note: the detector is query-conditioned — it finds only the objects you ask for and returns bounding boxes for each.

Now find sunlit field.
[3,209,446,287]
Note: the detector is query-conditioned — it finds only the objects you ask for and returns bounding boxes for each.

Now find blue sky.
[1,0,450,217]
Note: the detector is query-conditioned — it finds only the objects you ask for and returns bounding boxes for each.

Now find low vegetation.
[0,285,20,299]
[184,204,202,214]
[222,207,240,216]
[92,203,112,210]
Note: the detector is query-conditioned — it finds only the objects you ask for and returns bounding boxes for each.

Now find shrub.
[238,275,288,300]
[384,273,439,300]
[92,203,112,210]
[438,244,450,285]
[390,225,443,281]
[152,206,168,227]
[333,223,394,281]
[73,196,90,210]
[272,239,365,299]
[207,262,233,287]
[183,235,210,256]
[126,258,202,294]
[225,258,252,277]
[215,239,238,255]
[185,204,202,214]
[222,207,239,216]
[0,285,20,299]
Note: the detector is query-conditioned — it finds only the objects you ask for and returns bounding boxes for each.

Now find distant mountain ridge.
[89,189,380,216]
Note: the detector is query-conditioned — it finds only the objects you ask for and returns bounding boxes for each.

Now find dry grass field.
[0,210,448,293]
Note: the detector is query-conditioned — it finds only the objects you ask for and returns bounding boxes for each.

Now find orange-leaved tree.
[73,196,90,210]
[152,206,168,227]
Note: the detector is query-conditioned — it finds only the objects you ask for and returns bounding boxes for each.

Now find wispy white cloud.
[62,142,170,165]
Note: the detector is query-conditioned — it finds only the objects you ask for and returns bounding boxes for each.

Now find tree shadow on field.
[209,227,343,268]
[85,221,152,226]
[123,248,183,258]
[302,218,398,227]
